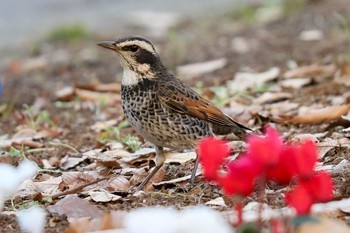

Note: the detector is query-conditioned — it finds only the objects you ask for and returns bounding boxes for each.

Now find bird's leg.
[190,151,199,184]
[136,146,165,192]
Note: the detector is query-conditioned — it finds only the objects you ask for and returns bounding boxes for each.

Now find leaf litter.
[2,0,350,232]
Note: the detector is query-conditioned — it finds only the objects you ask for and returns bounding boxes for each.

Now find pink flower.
[266,146,295,185]
[285,182,314,215]
[246,126,283,168]
[287,140,318,178]
[198,137,230,181]
[301,171,333,202]
[219,156,260,196]
[285,171,334,215]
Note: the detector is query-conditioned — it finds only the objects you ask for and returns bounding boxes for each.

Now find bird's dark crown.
[98,36,166,76]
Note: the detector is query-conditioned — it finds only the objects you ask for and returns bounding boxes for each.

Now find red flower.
[266,146,295,185]
[301,171,333,202]
[198,137,230,181]
[287,140,318,178]
[246,126,283,168]
[285,182,314,215]
[266,140,318,184]
[285,171,334,215]
[219,156,260,196]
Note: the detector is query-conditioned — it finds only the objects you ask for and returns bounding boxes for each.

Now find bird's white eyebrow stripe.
[118,41,155,54]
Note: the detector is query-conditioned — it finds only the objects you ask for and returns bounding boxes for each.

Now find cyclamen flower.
[198,137,230,181]
[219,156,261,196]
[246,126,283,168]
[266,140,318,185]
[285,171,333,215]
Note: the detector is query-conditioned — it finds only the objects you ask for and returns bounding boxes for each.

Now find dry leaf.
[165,151,196,164]
[299,29,324,41]
[280,78,311,89]
[177,58,227,77]
[153,168,202,187]
[75,88,120,104]
[91,119,118,133]
[230,67,280,91]
[283,64,336,79]
[59,155,88,170]
[47,195,103,219]
[105,176,130,192]
[31,176,63,196]
[255,92,292,104]
[75,82,121,93]
[55,86,75,101]
[280,104,350,124]
[67,211,125,233]
[89,190,122,202]
[335,64,350,87]
[205,197,227,207]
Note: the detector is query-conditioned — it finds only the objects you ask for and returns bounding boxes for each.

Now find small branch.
[50,176,111,199]
[48,141,79,153]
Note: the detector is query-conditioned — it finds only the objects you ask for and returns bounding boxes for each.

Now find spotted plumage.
[98,36,251,191]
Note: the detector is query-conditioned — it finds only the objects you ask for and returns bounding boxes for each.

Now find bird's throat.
[122,68,141,86]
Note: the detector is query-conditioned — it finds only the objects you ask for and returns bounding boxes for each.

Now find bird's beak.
[97,41,118,51]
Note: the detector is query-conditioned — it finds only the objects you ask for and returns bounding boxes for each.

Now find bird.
[98,36,251,191]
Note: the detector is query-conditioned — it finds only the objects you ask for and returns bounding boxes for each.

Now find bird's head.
[98,36,165,84]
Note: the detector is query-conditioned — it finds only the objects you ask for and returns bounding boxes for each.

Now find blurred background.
[0,0,263,50]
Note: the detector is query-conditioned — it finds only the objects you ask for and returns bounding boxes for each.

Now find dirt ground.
[1,0,350,232]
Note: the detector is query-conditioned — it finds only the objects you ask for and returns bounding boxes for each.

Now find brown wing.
[158,78,251,137]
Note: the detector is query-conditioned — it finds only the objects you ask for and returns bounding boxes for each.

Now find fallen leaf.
[75,82,121,93]
[230,67,280,91]
[47,195,103,219]
[280,104,350,124]
[60,155,88,170]
[177,58,227,77]
[91,119,118,133]
[75,88,120,104]
[317,138,339,158]
[205,197,227,207]
[280,78,311,89]
[105,176,130,192]
[283,64,336,79]
[153,168,202,187]
[67,211,125,233]
[31,176,63,196]
[165,151,196,164]
[290,134,319,144]
[335,64,350,87]
[299,29,324,41]
[255,92,292,104]
[89,190,122,202]
[55,86,75,101]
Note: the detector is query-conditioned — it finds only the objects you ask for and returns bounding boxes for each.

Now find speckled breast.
[121,79,211,149]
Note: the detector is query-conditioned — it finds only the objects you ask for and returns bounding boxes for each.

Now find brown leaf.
[280,104,350,124]
[47,195,103,219]
[75,82,121,93]
[89,190,122,202]
[283,64,336,79]
[55,86,75,101]
[335,64,350,87]
[59,155,88,170]
[75,88,120,104]
[105,176,130,192]
[12,140,44,149]
[67,211,125,233]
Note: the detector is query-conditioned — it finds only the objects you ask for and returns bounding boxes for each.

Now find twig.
[50,176,113,199]
[48,141,79,153]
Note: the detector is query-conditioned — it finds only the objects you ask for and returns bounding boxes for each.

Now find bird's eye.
[129,45,139,52]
